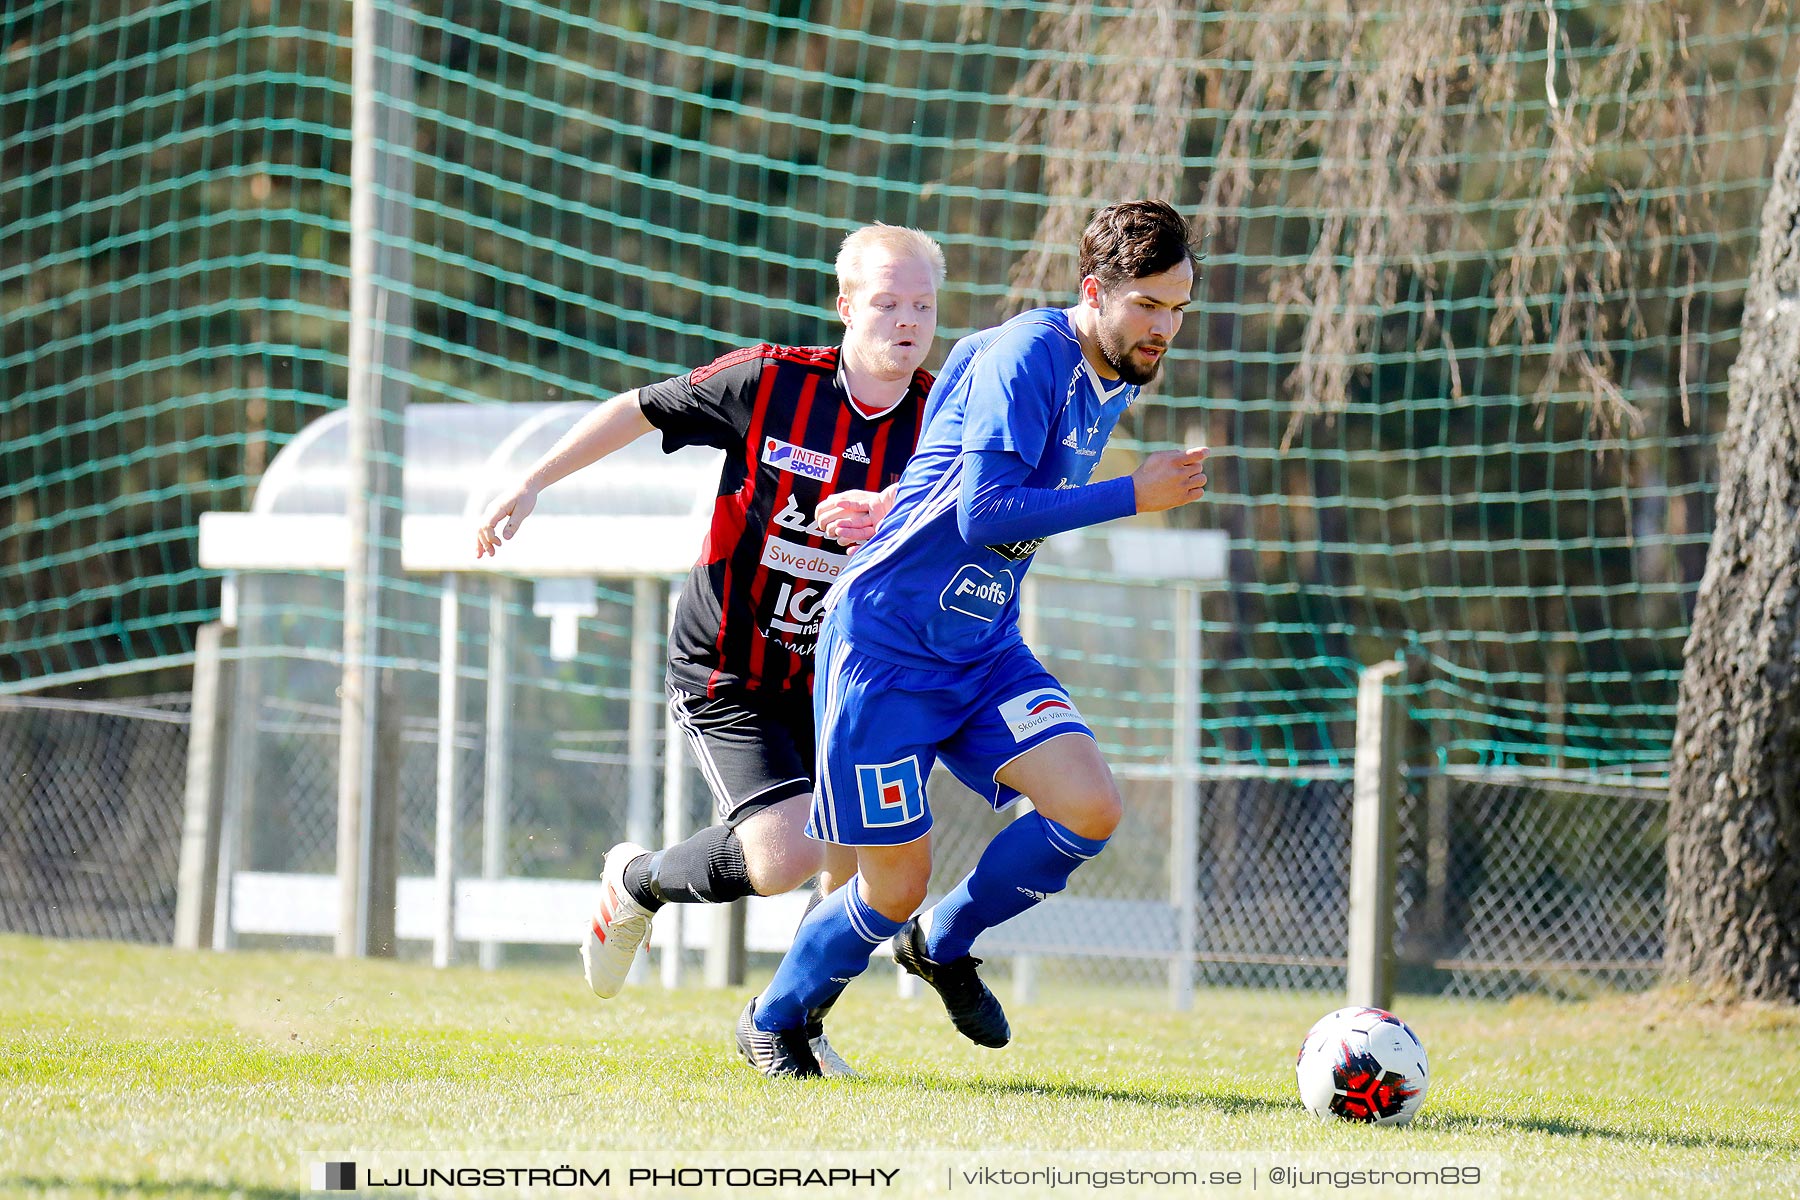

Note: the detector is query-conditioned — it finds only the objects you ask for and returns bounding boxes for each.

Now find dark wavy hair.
[1077,200,1196,294]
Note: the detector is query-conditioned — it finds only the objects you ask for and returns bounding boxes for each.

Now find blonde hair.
[835,223,946,299]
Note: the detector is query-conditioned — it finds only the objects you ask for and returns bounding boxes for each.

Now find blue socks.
[752,816,1108,1030]
[925,812,1108,962]
[754,876,902,1032]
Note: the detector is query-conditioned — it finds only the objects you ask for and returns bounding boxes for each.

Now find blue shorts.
[807,614,1095,846]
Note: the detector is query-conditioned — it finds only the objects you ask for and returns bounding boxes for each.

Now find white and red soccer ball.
[1295,1006,1430,1125]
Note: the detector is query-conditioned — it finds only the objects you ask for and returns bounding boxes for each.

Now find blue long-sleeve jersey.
[825,307,1140,669]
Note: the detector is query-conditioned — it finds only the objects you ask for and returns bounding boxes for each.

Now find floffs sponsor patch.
[998,687,1084,742]
[760,535,848,582]
[940,564,1015,621]
[762,437,837,482]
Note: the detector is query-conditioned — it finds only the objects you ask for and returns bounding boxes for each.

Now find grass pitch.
[2,934,1797,1199]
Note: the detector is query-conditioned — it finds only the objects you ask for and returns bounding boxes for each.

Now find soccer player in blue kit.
[736,200,1211,1076]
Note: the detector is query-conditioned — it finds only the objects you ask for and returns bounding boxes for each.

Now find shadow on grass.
[1423,1110,1800,1155]
[891,1069,1289,1115]
[887,1075,1799,1155]
[1,1178,298,1200]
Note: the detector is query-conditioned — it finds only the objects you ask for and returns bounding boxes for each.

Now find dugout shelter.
[191,401,733,976]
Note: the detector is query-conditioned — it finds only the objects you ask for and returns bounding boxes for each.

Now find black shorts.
[665,681,815,826]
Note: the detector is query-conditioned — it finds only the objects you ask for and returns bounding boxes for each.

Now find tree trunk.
[1664,79,1800,1004]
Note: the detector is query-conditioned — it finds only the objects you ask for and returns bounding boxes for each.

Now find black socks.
[622,823,755,910]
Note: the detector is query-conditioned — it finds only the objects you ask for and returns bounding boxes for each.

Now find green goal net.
[3,0,1795,779]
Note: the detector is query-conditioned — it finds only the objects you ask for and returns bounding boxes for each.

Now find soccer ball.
[1295,1006,1430,1125]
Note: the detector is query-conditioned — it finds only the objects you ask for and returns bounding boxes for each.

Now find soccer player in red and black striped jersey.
[474,224,942,1074]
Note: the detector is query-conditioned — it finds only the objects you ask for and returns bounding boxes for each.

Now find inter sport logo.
[761,437,837,482]
[997,687,1083,742]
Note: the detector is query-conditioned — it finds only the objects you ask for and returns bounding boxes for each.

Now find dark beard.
[1097,305,1163,386]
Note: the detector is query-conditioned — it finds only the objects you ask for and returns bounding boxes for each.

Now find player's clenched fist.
[1129,446,1208,513]
[817,484,899,548]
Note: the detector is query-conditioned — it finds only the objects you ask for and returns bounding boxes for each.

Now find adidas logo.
[1061,430,1079,449]
[1015,885,1050,902]
[843,441,871,464]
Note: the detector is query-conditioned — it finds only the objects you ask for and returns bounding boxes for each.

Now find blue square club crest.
[856,757,926,827]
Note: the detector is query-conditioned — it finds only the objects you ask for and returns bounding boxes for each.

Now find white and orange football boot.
[579,842,654,998]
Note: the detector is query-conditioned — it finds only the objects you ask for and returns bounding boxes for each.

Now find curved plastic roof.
[206,402,1229,584]
[252,402,723,518]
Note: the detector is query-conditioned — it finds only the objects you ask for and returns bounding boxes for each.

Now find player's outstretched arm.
[956,446,1208,547]
[474,390,655,558]
[1128,446,1209,514]
[957,449,1136,547]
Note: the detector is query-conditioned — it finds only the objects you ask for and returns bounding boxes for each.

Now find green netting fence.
[4,0,1797,781]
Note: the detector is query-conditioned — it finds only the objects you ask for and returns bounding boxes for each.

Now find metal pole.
[338,0,415,958]
[705,903,748,989]
[627,579,662,850]
[214,575,264,952]
[434,576,461,967]
[481,578,513,970]
[1347,659,1404,1009]
[175,622,235,949]
[367,667,402,958]
[1169,583,1200,1012]
[660,585,687,990]
[626,578,662,988]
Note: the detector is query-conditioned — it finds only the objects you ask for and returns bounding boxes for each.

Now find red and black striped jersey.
[637,344,930,696]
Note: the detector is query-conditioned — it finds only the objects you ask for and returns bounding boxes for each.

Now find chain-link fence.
[225,572,642,889]
[234,696,638,889]
[1400,771,1666,999]
[0,694,190,943]
[1,689,1668,1000]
